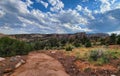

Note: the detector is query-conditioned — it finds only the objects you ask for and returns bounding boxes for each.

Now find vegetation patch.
[65,44,74,51]
[88,49,120,65]
[0,37,33,57]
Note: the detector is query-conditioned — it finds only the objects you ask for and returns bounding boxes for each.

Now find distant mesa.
[7,32,109,42]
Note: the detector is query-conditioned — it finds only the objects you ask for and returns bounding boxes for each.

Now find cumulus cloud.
[99,0,120,13]
[36,0,48,8]
[0,0,120,34]
[83,7,95,19]
[100,0,111,13]
[76,5,95,19]
[55,9,90,32]
[40,1,48,8]
[87,9,120,33]
[26,0,33,7]
[108,30,120,34]
[48,0,64,12]
[0,0,91,34]
[0,9,5,17]
[76,5,82,11]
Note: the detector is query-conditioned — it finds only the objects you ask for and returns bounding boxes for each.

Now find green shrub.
[85,40,92,47]
[105,51,119,59]
[89,50,99,61]
[34,41,46,50]
[0,37,33,57]
[73,42,81,47]
[88,50,109,65]
[65,45,73,51]
[88,49,120,65]
[96,54,109,65]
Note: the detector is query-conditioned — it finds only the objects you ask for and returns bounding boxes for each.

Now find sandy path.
[10,52,69,76]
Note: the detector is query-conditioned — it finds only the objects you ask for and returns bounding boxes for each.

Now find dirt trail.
[10,52,70,76]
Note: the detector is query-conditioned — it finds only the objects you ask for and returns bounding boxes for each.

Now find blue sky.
[0,0,120,34]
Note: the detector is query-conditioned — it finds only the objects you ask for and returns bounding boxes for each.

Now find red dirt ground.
[10,52,69,76]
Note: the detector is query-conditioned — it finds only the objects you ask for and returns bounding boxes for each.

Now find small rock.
[10,57,17,62]
[51,51,56,54]
[21,59,25,64]
[16,55,21,58]
[0,57,5,62]
[15,59,25,68]
[111,75,116,76]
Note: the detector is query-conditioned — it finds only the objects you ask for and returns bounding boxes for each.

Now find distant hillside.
[0,33,5,37]
[9,32,109,42]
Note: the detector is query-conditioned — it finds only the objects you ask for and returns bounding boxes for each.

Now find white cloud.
[26,0,33,7]
[48,0,57,6]
[114,2,120,9]
[99,0,120,13]
[83,7,95,19]
[18,16,34,25]
[18,1,30,14]
[76,5,95,19]
[58,9,88,25]
[76,5,82,11]
[0,0,94,34]
[48,0,64,12]
[63,23,91,32]
[40,1,48,8]
[100,0,111,13]
[0,9,5,17]
[108,31,120,34]
[0,23,15,34]
[1,0,31,14]
[36,0,48,8]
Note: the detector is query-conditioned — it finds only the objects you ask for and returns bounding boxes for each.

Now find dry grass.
[64,45,120,61]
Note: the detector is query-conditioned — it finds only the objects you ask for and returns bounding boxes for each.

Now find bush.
[73,42,81,47]
[88,49,120,65]
[88,50,109,65]
[85,40,92,47]
[117,35,120,45]
[34,41,46,50]
[97,55,109,65]
[89,50,99,61]
[0,37,33,57]
[65,45,73,51]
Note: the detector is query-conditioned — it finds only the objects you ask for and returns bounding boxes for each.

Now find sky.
[0,0,120,34]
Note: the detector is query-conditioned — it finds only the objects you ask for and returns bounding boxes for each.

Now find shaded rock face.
[10,53,70,76]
